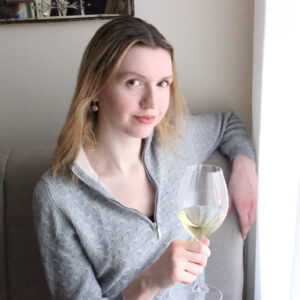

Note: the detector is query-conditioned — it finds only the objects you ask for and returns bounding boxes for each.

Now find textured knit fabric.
[32,111,256,300]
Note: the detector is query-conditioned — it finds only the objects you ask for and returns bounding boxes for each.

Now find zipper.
[153,222,161,239]
[141,135,161,239]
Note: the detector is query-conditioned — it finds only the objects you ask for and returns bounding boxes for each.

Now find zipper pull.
[154,222,161,239]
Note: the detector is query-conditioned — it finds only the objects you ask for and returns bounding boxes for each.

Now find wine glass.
[172,164,229,300]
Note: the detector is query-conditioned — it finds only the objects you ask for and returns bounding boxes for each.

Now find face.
[96,45,173,140]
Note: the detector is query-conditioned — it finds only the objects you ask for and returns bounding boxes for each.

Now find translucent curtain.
[253,0,300,299]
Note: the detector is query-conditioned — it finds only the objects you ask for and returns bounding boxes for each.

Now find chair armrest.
[0,147,12,300]
[205,151,244,300]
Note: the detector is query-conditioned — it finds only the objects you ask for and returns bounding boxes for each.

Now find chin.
[126,127,154,139]
[134,131,153,139]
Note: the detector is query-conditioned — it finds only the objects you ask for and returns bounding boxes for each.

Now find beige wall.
[0,0,254,147]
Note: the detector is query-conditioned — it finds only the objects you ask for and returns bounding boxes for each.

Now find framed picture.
[0,0,134,23]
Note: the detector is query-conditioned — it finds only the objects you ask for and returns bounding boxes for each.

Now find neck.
[86,128,146,176]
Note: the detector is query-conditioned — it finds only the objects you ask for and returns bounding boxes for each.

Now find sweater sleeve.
[185,110,256,162]
[32,179,122,300]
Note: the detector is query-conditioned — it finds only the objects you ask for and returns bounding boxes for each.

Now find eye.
[127,79,140,86]
[158,80,170,88]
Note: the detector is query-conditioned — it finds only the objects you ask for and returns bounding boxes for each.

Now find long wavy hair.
[52,16,188,177]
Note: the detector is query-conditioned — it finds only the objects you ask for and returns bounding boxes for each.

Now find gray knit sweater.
[32,111,255,300]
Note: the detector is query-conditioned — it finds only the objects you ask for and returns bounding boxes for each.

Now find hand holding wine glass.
[123,239,211,300]
[174,164,229,300]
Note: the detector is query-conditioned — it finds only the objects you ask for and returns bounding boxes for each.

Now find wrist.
[123,269,160,300]
[232,155,256,172]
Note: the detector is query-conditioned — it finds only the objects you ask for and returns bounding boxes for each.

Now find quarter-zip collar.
[74,146,99,182]
[71,130,161,238]
[71,130,155,188]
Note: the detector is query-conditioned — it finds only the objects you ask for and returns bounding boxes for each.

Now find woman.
[33,16,257,300]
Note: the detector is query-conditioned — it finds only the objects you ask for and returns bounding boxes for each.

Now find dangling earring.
[91,101,99,112]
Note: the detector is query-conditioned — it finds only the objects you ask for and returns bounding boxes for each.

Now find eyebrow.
[117,71,173,81]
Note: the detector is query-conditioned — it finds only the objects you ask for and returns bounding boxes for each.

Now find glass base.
[170,282,223,300]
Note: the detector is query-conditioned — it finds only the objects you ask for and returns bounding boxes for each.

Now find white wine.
[178,205,226,241]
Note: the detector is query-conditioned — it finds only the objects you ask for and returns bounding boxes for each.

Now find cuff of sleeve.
[107,291,125,300]
[228,147,257,164]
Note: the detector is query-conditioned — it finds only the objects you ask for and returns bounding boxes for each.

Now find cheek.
[113,92,139,115]
[159,92,170,115]
[109,97,125,113]
[101,90,132,118]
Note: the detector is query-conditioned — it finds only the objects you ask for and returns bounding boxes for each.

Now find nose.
[140,85,157,110]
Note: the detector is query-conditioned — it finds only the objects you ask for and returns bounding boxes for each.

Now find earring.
[91,101,99,112]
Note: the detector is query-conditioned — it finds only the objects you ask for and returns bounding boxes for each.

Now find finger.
[180,271,198,285]
[249,207,257,225]
[184,261,205,276]
[184,241,211,257]
[238,212,250,240]
[241,223,250,240]
[246,209,257,236]
[183,250,209,265]
[242,228,249,240]
[202,237,210,247]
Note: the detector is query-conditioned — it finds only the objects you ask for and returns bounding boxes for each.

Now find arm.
[213,111,257,239]
[185,110,256,163]
[228,155,258,239]
[32,180,107,300]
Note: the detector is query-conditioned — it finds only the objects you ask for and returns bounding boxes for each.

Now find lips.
[133,115,156,125]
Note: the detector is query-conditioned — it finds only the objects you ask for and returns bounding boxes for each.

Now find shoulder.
[32,169,75,213]
[179,113,220,140]
[34,169,71,194]
[182,110,237,139]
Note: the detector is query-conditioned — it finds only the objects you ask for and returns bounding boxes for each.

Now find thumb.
[241,227,249,240]
[202,237,210,247]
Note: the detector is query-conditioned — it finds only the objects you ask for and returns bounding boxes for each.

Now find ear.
[94,97,100,103]
[91,100,99,112]
[94,94,101,103]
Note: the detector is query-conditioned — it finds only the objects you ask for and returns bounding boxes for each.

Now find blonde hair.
[52,16,188,177]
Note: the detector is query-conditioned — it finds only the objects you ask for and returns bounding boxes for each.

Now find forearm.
[232,155,256,173]
[231,155,257,197]
[229,155,258,239]
[123,268,160,300]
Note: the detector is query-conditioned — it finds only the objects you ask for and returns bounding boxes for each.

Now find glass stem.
[192,271,209,293]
